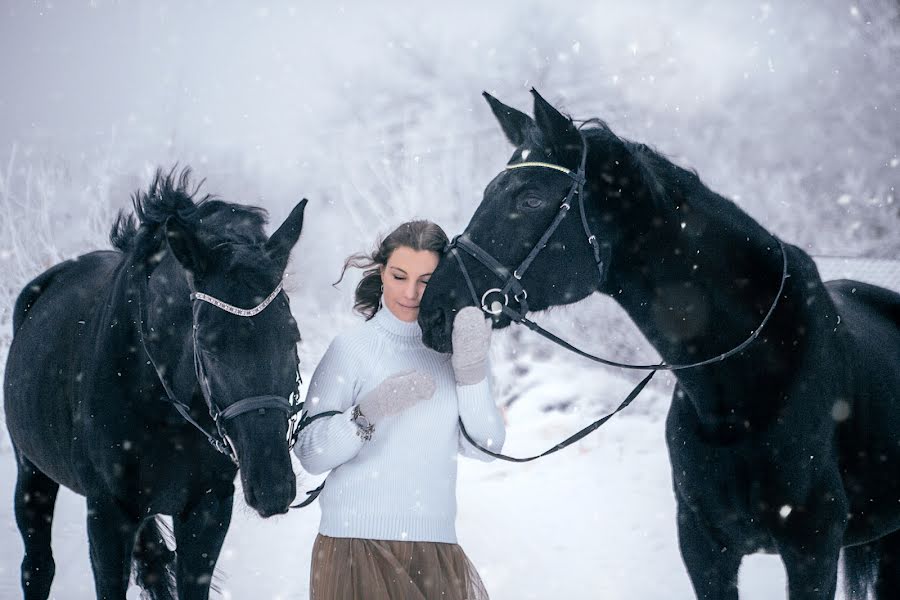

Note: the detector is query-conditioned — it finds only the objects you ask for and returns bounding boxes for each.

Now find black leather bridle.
[447,131,788,372]
[136,273,304,466]
[448,132,789,462]
[447,132,609,323]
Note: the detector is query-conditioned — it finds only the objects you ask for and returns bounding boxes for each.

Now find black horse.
[419,90,900,599]
[4,169,308,599]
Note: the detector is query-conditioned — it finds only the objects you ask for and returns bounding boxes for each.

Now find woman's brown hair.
[336,220,449,320]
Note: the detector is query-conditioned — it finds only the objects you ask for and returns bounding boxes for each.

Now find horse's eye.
[521,197,543,210]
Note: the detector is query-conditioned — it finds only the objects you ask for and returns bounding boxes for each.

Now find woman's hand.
[357,370,436,424]
[450,306,493,385]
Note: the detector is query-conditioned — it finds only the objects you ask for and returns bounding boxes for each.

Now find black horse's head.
[420,90,642,352]
[121,170,307,517]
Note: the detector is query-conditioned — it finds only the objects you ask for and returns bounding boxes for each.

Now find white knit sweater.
[294,305,505,543]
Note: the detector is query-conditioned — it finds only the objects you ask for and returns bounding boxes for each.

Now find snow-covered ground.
[1,357,814,599]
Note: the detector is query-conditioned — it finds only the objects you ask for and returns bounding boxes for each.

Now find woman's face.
[380,246,439,322]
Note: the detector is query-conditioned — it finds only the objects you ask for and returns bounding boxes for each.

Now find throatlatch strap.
[217,395,294,420]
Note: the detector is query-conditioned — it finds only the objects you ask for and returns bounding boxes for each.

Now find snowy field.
[0,357,805,599]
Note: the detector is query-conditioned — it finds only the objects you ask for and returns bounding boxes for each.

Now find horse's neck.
[79,262,150,407]
[617,196,778,342]
[136,260,198,400]
[93,258,192,414]
[609,193,803,427]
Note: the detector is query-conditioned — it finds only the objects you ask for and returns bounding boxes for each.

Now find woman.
[295,220,505,600]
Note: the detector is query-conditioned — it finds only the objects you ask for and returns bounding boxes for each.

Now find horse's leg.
[86,494,141,599]
[774,486,846,600]
[173,488,234,600]
[778,540,841,600]
[13,452,60,600]
[676,501,742,600]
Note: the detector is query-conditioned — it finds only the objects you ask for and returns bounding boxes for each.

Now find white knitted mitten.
[357,370,436,423]
[450,307,493,386]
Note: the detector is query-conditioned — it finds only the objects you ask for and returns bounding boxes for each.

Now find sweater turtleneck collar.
[372,296,423,339]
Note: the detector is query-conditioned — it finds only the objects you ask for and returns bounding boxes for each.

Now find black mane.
[580,123,766,238]
[579,122,698,216]
[110,167,269,259]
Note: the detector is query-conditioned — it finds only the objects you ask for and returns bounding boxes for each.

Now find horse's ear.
[483,91,534,146]
[531,89,582,167]
[265,198,307,273]
[165,217,208,276]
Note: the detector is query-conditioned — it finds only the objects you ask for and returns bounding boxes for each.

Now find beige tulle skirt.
[309,534,490,600]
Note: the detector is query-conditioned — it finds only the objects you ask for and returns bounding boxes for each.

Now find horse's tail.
[842,542,877,600]
[132,516,177,600]
[842,529,900,600]
[843,531,900,600]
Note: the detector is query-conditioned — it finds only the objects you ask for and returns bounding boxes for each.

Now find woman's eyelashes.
[392,274,430,285]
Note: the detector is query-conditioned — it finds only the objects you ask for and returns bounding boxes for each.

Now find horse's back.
[827,278,900,369]
[827,278,900,427]
[828,278,900,321]
[825,279,900,543]
[4,250,122,492]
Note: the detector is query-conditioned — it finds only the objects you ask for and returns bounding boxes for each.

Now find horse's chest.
[668,448,783,551]
[667,402,815,525]
[89,427,233,515]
